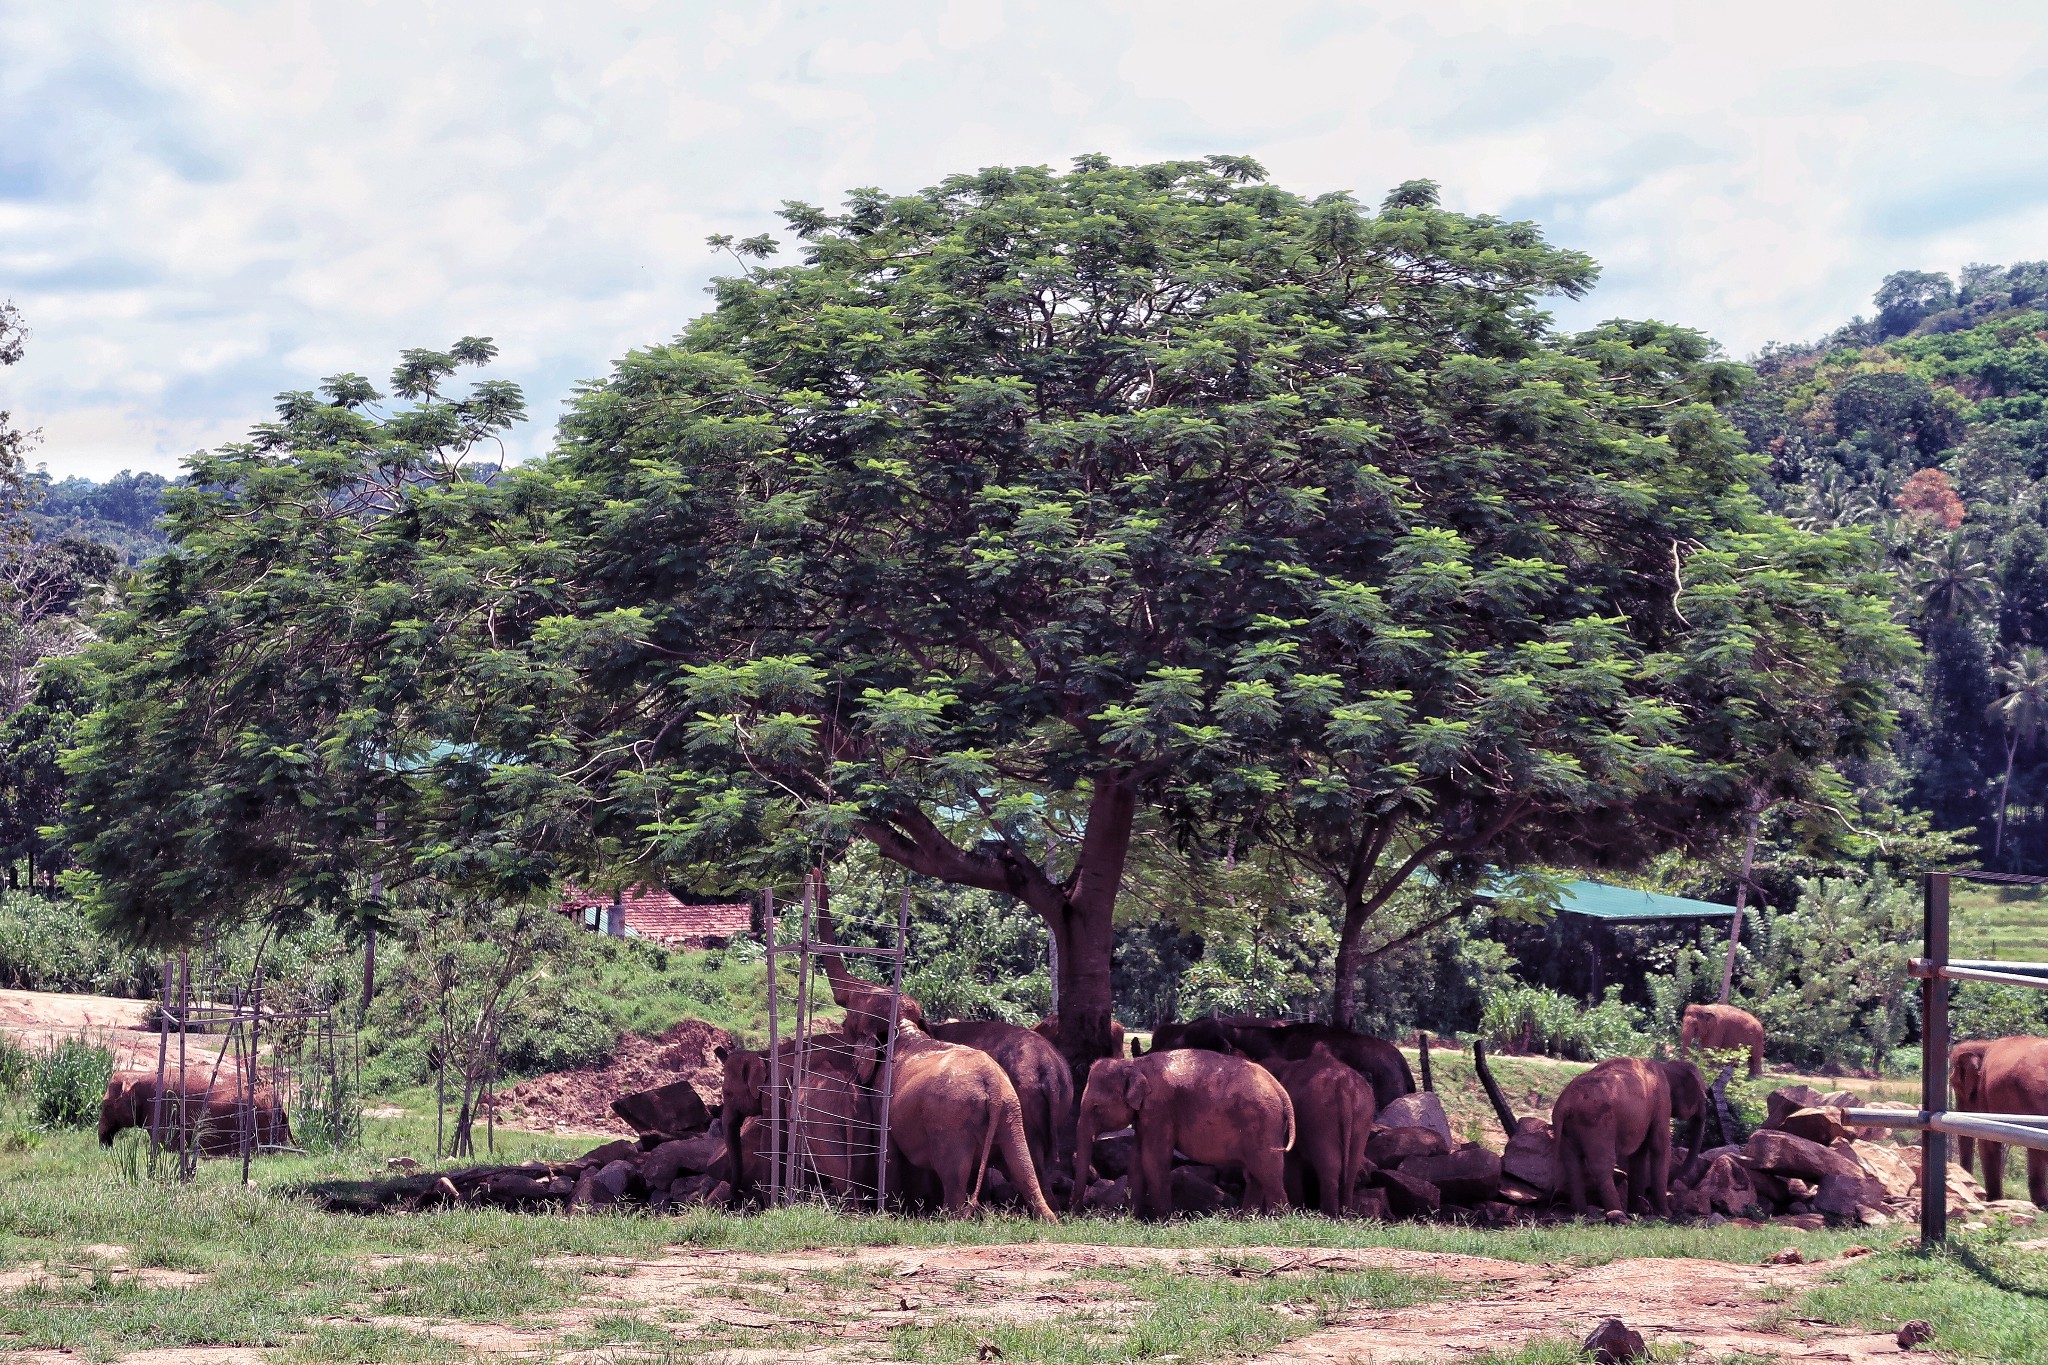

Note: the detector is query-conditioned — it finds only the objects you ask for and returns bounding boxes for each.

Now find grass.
[1801,1226,2048,1364]
[1950,882,2048,962]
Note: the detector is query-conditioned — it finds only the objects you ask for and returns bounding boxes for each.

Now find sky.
[4,1,2047,481]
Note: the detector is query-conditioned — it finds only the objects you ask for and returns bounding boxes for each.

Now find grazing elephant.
[1074,1049,1294,1219]
[1147,1016,1415,1111]
[1950,1034,2048,1204]
[98,1071,292,1155]
[1679,1004,1766,1078]
[715,1036,872,1202]
[1259,1044,1374,1217]
[930,1019,1074,1187]
[1551,1058,1707,1217]
[880,1025,1056,1219]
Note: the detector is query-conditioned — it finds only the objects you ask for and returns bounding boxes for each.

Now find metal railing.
[1837,871,2048,1246]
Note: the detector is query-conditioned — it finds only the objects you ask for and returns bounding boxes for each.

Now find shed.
[557,882,753,946]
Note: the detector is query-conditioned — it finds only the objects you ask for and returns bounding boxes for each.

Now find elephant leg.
[2028,1148,2047,1208]
[1583,1134,1622,1215]
[1748,1042,1763,1079]
[1243,1148,1288,1215]
[1561,1130,1591,1214]
[1283,1153,1306,1212]
[1957,1134,1976,1177]
[1318,1150,1344,1218]
[1981,1140,2007,1202]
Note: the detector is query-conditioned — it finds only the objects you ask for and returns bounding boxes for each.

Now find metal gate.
[1841,871,2048,1245]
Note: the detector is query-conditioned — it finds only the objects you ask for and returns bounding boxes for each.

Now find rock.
[640,1132,726,1189]
[1813,1172,1889,1219]
[1668,1187,1711,1219]
[594,1159,638,1199]
[1897,1320,1934,1350]
[1091,1131,1135,1180]
[1767,1245,1805,1265]
[568,1167,613,1212]
[1170,1166,1228,1215]
[1366,1125,1449,1168]
[1377,1093,1453,1149]
[1696,1154,1757,1217]
[1766,1085,1826,1128]
[1469,1200,1517,1228]
[578,1138,641,1168]
[1583,1317,1647,1365]
[1498,1176,1547,1206]
[1817,1089,1864,1110]
[1849,1140,1918,1201]
[1985,1198,2039,1225]
[1841,1243,1876,1257]
[477,1173,561,1207]
[1083,1176,1130,1213]
[386,1156,420,1172]
[1745,1130,1858,1181]
[612,1078,713,1139]
[1501,1117,1555,1196]
[1693,1144,1744,1166]
[1749,1170,1792,1208]
[1349,1185,1392,1221]
[1779,1107,1850,1146]
[1377,1168,1442,1218]
[1402,1144,1502,1206]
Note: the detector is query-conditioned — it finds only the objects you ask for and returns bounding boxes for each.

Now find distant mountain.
[28,470,173,563]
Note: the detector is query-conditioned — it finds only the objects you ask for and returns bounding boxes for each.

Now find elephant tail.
[1281,1087,1297,1154]
[990,1087,1057,1221]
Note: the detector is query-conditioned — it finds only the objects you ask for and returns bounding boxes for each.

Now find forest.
[2,167,2047,1085]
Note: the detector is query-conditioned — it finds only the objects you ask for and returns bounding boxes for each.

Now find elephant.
[1679,1004,1766,1078]
[1551,1057,1707,1217]
[98,1070,292,1156]
[880,1025,1056,1219]
[930,1019,1074,1189]
[1950,1034,2048,1204]
[1146,1016,1415,1111]
[1033,1015,1125,1061]
[1074,1048,1294,1220]
[1259,1044,1374,1217]
[715,1035,873,1203]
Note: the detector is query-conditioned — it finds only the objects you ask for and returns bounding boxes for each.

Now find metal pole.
[243,958,263,1183]
[1921,871,1951,1248]
[873,884,910,1211]
[152,957,171,1164]
[787,873,816,1199]
[763,887,782,1206]
[176,953,192,1181]
[1717,802,1761,1004]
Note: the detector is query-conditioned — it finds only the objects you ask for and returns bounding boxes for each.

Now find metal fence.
[1840,871,2048,1245]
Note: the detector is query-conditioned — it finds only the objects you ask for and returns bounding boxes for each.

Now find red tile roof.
[559,883,753,945]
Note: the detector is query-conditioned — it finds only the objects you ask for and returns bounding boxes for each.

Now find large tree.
[480,157,1903,1058]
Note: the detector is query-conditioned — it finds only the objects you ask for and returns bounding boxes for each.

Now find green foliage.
[0,891,158,995]
[1952,982,2048,1041]
[1478,984,1652,1062]
[1734,875,1919,1074]
[0,1032,30,1091]
[31,1036,113,1129]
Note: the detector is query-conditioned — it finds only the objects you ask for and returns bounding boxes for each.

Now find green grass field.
[1949,882,2048,962]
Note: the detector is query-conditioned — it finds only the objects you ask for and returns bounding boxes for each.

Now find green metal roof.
[1554,879,1735,922]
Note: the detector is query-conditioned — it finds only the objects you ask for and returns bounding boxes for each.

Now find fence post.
[763,886,782,1207]
[1921,871,1951,1249]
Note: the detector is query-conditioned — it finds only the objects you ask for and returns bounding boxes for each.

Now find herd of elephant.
[709,1002,1772,1222]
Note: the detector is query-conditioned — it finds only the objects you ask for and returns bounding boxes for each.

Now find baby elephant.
[99,1070,292,1156]
[1551,1057,1705,1217]
[1074,1049,1294,1219]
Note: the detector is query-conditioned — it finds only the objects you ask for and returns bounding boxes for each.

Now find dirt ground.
[0,987,228,1073]
[492,1018,737,1136]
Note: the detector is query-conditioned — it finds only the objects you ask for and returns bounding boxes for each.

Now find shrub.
[0,1033,30,1091]
[1480,984,1652,1062]
[32,1035,114,1129]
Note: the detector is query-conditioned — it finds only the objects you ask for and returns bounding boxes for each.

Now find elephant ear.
[713,1046,729,1063]
[853,1035,880,1084]
[1122,1069,1151,1112]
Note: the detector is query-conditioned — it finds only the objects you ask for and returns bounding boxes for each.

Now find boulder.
[1668,1187,1711,1219]
[568,1166,613,1212]
[1696,1154,1757,1217]
[1813,1172,1890,1219]
[1091,1131,1135,1180]
[594,1159,639,1199]
[1848,1140,1917,1202]
[612,1079,713,1140]
[1818,1088,1864,1110]
[1083,1176,1130,1213]
[1499,1176,1547,1206]
[640,1132,726,1189]
[1501,1117,1555,1196]
[476,1173,564,1208]
[1403,1144,1502,1206]
[1377,1093,1453,1149]
[578,1138,641,1168]
[1349,1185,1393,1221]
[1366,1125,1449,1168]
[1377,1168,1442,1218]
[1171,1166,1229,1215]
[1583,1318,1648,1365]
[1469,1200,1517,1228]
[1765,1085,1826,1129]
[1985,1198,2039,1225]
[1778,1107,1850,1146]
[1748,1170,1792,1208]
[1745,1130,1858,1181]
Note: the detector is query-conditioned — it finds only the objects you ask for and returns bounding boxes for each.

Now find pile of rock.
[1667,1085,1973,1227]
[315,1078,739,1215]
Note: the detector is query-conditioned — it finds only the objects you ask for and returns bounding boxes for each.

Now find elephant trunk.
[1472,1039,1519,1140]
[1071,1114,1097,1213]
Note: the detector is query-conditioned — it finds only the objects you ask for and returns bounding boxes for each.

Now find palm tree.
[1915,531,1994,623]
[1988,646,2048,863]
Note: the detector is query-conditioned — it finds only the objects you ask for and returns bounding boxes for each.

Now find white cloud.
[2,0,2047,479]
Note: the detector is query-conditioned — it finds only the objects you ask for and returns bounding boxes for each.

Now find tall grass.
[31,1034,114,1129]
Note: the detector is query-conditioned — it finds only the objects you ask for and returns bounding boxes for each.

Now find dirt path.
[1249,1254,1905,1364]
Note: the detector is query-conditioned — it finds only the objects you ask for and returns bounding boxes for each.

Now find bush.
[1480,984,1653,1061]
[1953,982,2048,1041]
[0,1033,30,1091]
[0,893,159,996]
[32,1036,114,1129]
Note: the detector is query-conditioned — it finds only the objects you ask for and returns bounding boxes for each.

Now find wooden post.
[874,884,910,1210]
[763,886,782,1206]
[1921,871,1951,1248]
[1718,803,1762,1005]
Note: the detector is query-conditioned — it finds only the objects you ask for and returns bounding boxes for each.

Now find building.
[557,882,754,947]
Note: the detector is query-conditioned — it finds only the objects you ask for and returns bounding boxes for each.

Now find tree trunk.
[1995,733,2019,865]
[1045,775,1136,1079]
[1330,894,1368,1030]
